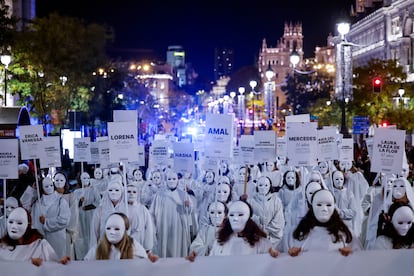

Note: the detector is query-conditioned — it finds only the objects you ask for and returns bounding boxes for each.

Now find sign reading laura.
[371,127,405,174]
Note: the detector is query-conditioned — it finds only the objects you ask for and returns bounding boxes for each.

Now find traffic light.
[372,77,382,93]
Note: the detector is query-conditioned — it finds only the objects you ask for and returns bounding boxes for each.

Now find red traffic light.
[372,77,382,93]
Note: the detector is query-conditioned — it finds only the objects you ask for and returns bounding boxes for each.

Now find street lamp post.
[265,62,275,122]
[337,21,351,138]
[249,80,257,134]
[1,54,11,106]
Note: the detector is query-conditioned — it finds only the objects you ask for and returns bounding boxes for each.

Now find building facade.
[349,0,414,82]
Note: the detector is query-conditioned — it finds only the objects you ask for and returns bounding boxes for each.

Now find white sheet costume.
[126,183,156,252]
[149,170,198,257]
[89,180,128,248]
[30,176,70,258]
[84,213,147,260]
[189,201,226,256]
[209,201,273,256]
[247,176,285,248]
[0,207,59,263]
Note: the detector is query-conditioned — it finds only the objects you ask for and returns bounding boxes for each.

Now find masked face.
[266,162,275,172]
[332,171,345,189]
[81,172,90,186]
[166,172,178,190]
[305,182,322,205]
[238,168,246,181]
[339,161,352,172]
[94,168,103,179]
[133,170,143,181]
[42,177,54,195]
[208,202,226,227]
[312,190,335,223]
[105,214,126,244]
[53,173,67,189]
[107,182,122,202]
[216,183,231,203]
[228,201,250,233]
[383,174,395,191]
[285,171,296,186]
[151,172,162,185]
[318,161,329,175]
[257,177,271,195]
[205,171,214,184]
[392,206,414,236]
[400,167,409,178]
[392,179,406,200]
[7,207,28,240]
[127,185,138,204]
[5,197,18,218]
[220,161,228,172]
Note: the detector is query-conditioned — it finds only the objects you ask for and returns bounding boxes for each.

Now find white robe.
[287,226,362,252]
[0,239,59,262]
[189,224,218,256]
[31,192,71,258]
[209,234,272,256]
[333,188,361,239]
[247,192,285,248]
[150,188,198,258]
[84,239,148,260]
[127,202,156,252]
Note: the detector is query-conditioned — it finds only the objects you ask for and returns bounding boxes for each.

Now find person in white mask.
[90,168,108,197]
[90,180,127,250]
[209,200,279,257]
[149,169,198,258]
[30,176,71,259]
[287,189,362,256]
[246,176,285,249]
[0,196,19,237]
[84,212,153,260]
[373,202,414,249]
[187,201,228,260]
[125,183,157,258]
[0,207,70,266]
[72,171,101,260]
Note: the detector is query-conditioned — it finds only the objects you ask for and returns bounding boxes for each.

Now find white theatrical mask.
[105,214,126,244]
[318,161,329,175]
[53,172,67,189]
[81,172,91,186]
[7,207,29,240]
[133,169,143,181]
[391,206,414,236]
[208,201,226,227]
[392,179,406,200]
[285,171,297,187]
[216,183,231,203]
[312,190,335,223]
[42,176,55,195]
[332,171,345,190]
[339,160,352,172]
[151,171,162,186]
[266,161,276,172]
[107,181,123,202]
[94,168,103,180]
[305,181,322,205]
[127,185,138,204]
[205,171,215,184]
[228,201,250,233]
[166,171,178,190]
[5,197,19,218]
[257,176,271,196]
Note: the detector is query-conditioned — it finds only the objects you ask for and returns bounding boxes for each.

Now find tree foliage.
[9,13,111,127]
[350,58,414,132]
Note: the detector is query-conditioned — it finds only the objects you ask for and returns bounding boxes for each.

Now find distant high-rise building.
[166,45,187,87]
[213,47,234,81]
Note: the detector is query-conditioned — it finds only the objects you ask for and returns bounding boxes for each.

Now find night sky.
[36,0,354,80]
